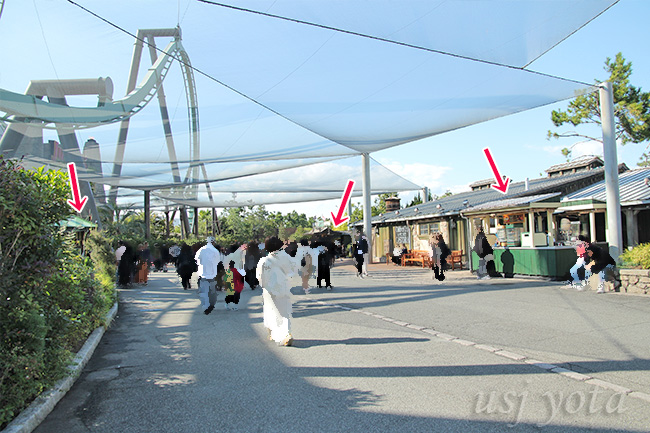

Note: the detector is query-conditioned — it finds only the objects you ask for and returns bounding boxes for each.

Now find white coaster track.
[0,27,202,228]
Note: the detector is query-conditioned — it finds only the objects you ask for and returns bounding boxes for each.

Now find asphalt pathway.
[34,260,650,432]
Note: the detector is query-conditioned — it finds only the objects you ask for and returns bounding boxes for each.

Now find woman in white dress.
[256,236,300,346]
[297,238,314,294]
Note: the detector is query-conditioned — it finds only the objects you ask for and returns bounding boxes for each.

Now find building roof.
[352,166,613,226]
[545,155,604,173]
[463,192,561,213]
[562,167,650,204]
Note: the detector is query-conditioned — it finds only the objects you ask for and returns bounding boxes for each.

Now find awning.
[58,215,98,230]
[462,193,562,216]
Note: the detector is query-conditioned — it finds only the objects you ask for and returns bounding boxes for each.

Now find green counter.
[470,246,604,280]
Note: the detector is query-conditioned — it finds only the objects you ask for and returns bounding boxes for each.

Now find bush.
[85,230,117,291]
[0,157,115,428]
[620,243,650,269]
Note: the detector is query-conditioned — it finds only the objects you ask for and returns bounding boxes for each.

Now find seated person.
[391,246,403,265]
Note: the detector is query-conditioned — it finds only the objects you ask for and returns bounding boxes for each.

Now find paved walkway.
[34,260,650,432]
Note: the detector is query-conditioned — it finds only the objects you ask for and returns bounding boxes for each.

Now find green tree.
[547,53,650,164]
[433,190,453,200]
[373,192,398,215]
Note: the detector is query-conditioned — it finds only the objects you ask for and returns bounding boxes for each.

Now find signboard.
[395,225,410,245]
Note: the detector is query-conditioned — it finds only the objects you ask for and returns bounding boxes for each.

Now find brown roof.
[545,155,603,173]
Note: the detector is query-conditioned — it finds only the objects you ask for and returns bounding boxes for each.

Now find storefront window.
[419,222,440,236]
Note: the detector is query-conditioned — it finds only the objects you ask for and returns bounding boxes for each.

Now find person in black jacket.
[176,243,198,290]
[315,236,335,289]
[585,244,618,293]
[353,232,368,279]
[244,241,261,290]
[117,241,136,288]
[430,233,451,281]
[473,227,493,280]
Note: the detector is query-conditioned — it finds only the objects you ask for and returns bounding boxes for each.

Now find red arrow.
[483,148,510,194]
[330,179,355,227]
[66,162,88,213]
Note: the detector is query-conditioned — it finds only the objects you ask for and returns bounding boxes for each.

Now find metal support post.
[193,207,199,237]
[600,82,623,260]
[362,153,372,264]
[144,190,150,239]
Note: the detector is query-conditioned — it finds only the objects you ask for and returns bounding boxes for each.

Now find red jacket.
[230,267,244,293]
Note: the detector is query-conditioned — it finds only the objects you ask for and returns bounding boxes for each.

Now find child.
[224,260,245,310]
[567,235,590,289]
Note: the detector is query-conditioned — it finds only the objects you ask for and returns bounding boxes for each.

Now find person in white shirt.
[256,236,300,346]
[195,237,224,315]
[115,241,126,265]
[297,238,323,294]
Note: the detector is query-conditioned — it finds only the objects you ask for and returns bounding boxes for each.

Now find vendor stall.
[462,193,579,278]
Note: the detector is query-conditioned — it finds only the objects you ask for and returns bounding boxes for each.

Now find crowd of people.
[114,227,621,348]
[151,234,338,346]
[115,241,163,288]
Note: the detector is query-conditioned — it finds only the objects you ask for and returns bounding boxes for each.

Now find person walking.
[244,242,261,290]
[176,243,197,290]
[224,260,246,310]
[430,233,451,281]
[117,241,136,288]
[195,237,223,315]
[361,234,370,276]
[134,244,150,285]
[315,238,333,289]
[473,227,493,280]
[115,240,126,281]
[297,238,315,294]
[353,232,368,279]
[256,236,299,346]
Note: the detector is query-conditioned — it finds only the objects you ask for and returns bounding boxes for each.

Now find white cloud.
[570,140,604,158]
[376,160,452,192]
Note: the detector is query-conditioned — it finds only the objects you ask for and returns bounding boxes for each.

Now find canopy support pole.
[362,153,372,264]
[600,82,623,260]
[144,190,150,239]
[347,195,353,226]
[193,207,199,237]
[211,208,217,237]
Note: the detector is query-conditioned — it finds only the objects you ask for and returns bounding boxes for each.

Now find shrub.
[85,230,117,292]
[620,243,650,269]
[0,157,115,428]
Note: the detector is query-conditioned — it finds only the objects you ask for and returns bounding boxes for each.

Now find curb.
[1,301,119,433]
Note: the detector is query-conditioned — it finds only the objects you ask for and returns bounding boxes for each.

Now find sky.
[1,0,648,224]
[273,0,650,220]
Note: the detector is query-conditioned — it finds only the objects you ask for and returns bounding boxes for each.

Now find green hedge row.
[0,157,116,429]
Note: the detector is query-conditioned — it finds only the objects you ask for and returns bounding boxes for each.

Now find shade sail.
[0,0,616,207]
[150,155,421,207]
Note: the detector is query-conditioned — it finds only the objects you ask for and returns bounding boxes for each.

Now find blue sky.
[354,0,650,217]
[291,0,649,219]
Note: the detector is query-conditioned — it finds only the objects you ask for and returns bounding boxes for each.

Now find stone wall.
[620,269,650,295]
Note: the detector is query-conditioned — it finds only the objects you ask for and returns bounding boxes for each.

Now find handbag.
[484,253,494,262]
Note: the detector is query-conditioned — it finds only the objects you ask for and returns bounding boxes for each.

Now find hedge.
[0,156,115,429]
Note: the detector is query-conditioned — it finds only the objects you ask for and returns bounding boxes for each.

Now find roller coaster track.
[0,38,182,129]
[0,26,203,230]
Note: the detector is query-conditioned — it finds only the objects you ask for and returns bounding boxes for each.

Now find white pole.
[362,153,372,264]
[600,82,623,260]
